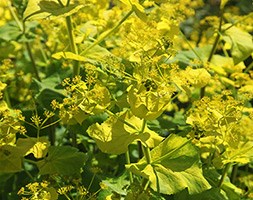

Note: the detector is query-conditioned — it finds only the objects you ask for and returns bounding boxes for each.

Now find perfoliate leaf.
[80,41,112,63]
[186,68,211,88]
[119,0,145,12]
[23,0,48,21]
[23,0,84,21]
[126,134,211,195]
[16,137,50,159]
[222,24,253,64]
[219,141,253,166]
[128,83,173,120]
[87,110,163,154]
[37,146,87,175]
[52,51,87,62]
[0,145,23,173]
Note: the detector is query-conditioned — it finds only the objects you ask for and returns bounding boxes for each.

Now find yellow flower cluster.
[0,101,26,146]
[0,1,12,26]
[53,75,111,125]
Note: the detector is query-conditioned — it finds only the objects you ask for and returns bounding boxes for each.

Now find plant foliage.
[0,0,253,199]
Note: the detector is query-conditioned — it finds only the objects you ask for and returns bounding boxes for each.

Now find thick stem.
[231,164,238,184]
[125,150,133,184]
[65,16,80,76]
[138,141,143,160]
[218,163,231,188]
[142,146,152,164]
[65,14,80,146]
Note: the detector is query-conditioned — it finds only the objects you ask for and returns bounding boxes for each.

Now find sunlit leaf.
[222,24,253,64]
[126,134,211,195]
[23,0,84,21]
[80,41,112,63]
[37,146,87,175]
[52,51,87,62]
[87,110,163,154]
[186,68,211,88]
[16,137,50,159]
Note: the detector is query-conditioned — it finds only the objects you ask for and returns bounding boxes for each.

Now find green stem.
[200,8,224,99]
[66,0,71,6]
[223,12,253,31]
[80,9,134,55]
[65,16,80,76]
[4,89,12,108]
[179,31,203,63]
[57,0,64,7]
[7,1,23,31]
[41,119,61,130]
[36,127,40,138]
[125,150,133,184]
[244,61,253,73]
[207,8,224,62]
[142,146,152,164]
[26,42,41,81]
[8,1,41,81]
[218,163,231,188]
[23,158,37,165]
[231,164,238,184]
[138,141,143,160]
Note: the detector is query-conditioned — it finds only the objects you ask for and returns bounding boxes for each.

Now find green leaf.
[169,45,212,68]
[32,74,66,109]
[221,177,244,200]
[52,51,87,62]
[16,137,50,159]
[126,134,211,195]
[101,172,129,196]
[0,145,23,173]
[222,24,253,64]
[45,187,59,200]
[174,188,225,200]
[23,0,84,21]
[204,168,244,199]
[0,21,22,41]
[37,146,87,175]
[221,141,253,166]
[80,41,113,63]
[132,4,147,21]
[87,110,163,154]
